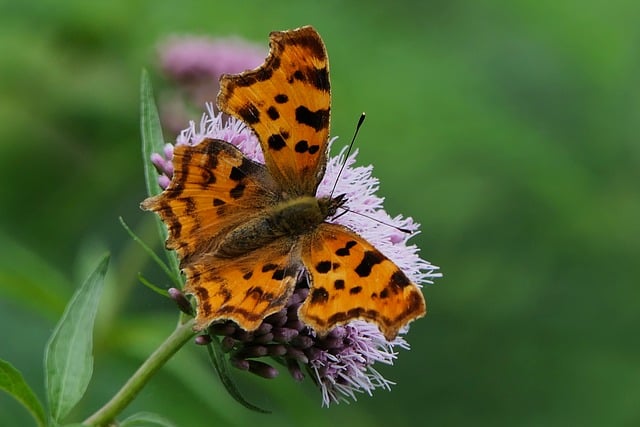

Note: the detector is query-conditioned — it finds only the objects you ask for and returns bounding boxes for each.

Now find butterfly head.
[319,193,347,220]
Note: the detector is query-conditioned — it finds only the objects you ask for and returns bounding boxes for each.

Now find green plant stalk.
[83,318,197,427]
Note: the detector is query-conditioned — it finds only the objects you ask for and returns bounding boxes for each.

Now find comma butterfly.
[142,26,426,340]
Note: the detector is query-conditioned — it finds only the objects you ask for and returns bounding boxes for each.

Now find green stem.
[83,318,197,426]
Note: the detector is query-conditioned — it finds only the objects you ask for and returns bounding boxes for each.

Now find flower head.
[159,35,265,86]
[152,106,440,405]
[157,35,265,135]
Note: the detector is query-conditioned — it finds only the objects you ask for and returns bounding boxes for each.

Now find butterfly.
[141,26,426,341]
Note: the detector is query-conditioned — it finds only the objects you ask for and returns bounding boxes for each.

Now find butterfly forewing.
[218,26,331,196]
[141,138,279,266]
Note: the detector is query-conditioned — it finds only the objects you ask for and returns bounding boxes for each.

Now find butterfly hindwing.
[141,138,279,266]
[184,237,301,331]
[299,223,426,341]
[218,26,331,196]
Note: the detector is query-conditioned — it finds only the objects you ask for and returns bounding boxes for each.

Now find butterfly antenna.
[338,206,413,234]
[330,112,366,198]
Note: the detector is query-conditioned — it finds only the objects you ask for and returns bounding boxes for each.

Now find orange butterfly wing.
[299,223,427,341]
[218,26,330,196]
[142,138,305,330]
[183,237,301,331]
[141,138,279,266]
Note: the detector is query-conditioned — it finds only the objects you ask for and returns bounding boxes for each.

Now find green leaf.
[44,254,110,422]
[0,359,46,427]
[206,337,270,414]
[140,69,166,200]
[121,412,179,427]
[140,69,181,281]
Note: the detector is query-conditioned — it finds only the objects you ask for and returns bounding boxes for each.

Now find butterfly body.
[215,193,344,258]
[268,195,345,234]
[142,26,426,341]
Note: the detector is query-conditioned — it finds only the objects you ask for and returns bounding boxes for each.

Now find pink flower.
[157,35,266,136]
[152,106,440,405]
[159,35,265,85]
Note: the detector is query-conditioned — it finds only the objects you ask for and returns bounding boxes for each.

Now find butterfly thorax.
[272,194,346,233]
[215,195,345,259]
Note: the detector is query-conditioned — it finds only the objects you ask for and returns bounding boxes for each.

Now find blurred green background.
[1,0,639,426]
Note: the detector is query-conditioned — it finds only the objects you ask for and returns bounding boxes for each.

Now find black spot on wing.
[312,67,330,91]
[228,157,255,182]
[315,260,332,274]
[295,140,309,153]
[262,263,278,272]
[287,64,329,92]
[257,61,277,80]
[295,106,330,132]
[229,166,244,181]
[229,183,245,199]
[293,70,304,82]
[390,270,412,289]
[267,106,280,120]
[237,103,260,125]
[354,250,385,278]
[272,269,287,281]
[232,61,276,88]
[335,240,357,256]
[293,140,320,156]
[268,134,286,150]
[274,94,288,103]
[309,287,329,304]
